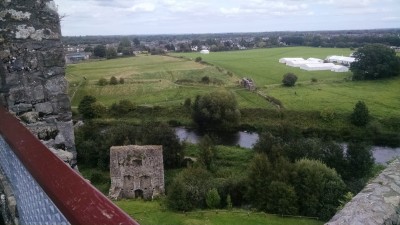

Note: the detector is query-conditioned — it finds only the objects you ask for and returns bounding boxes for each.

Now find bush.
[184,98,191,108]
[78,95,98,119]
[119,78,125,84]
[282,73,298,87]
[320,108,336,122]
[98,78,108,86]
[226,194,233,210]
[206,188,221,209]
[350,101,369,126]
[195,57,202,62]
[201,76,210,84]
[110,76,118,85]
[311,77,318,83]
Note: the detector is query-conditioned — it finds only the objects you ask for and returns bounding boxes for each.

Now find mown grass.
[115,199,323,225]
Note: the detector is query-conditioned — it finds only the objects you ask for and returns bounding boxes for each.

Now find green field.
[115,200,323,225]
[173,47,400,118]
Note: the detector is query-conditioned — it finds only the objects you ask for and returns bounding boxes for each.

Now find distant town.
[64,29,400,64]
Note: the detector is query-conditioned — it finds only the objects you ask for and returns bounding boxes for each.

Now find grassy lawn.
[115,200,323,225]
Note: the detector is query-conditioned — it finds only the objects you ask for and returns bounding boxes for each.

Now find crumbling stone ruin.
[109,145,165,200]
[0,0,76,166]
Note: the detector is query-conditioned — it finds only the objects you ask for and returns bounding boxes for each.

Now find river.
[175,127,400,164]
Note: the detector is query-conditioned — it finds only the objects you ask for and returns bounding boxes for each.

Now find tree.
[98,78,108,86]
[206,188,221,209]
[282,73,298,87]
[267,181,298,215]
[119,78,125,84]
[133,37,140,46]
[106,47,118,59]
[293,159,346,220]
[141,122,184,169]
[118,38,133,56]
[78,95,98,119]
[345,142,374,180]
[351,101,369,126]
[195,57,202,62]
[198,135,216,170]
[167,167,212,211]
[350,44,400,80]
[192,90,241,130]
[84,46,93,52]
[93,45,106,58]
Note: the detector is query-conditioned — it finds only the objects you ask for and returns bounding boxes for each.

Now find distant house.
[191,46,198,51]
[200,50,210,54]
[65,52,91,64]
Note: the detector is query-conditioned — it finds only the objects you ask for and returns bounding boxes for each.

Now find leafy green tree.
[282,73,298,87]
[109,76,118,85]
[118,38,133,56]
[350,44,400,80]
[267,181,298,215]
[84,46,93,52]
[206,188,221,209]
[78,95,98,119]
[106,47,118,59]
[141,122,184,169]
[247,154,273,210]
[93,45,106,58]
[167,167,212,211]
[198,135,216,170]
[192,90,241,130]
[184,98,191,108]
[345,142,374,180]
[293,159,346,220]
[351,101,369,126]
[133,37,140,46]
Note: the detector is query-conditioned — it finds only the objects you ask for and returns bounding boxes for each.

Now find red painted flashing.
[0,107,140,225]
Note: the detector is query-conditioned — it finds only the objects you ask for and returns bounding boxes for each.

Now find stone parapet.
[326,159,400,225]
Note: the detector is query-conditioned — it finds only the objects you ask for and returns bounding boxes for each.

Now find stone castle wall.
[109,145,165,200]
[0,0,76,166]
[326,159,400,225]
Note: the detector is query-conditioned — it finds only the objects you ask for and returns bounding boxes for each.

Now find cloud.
[126,3,156,12]
[381,16,400,21]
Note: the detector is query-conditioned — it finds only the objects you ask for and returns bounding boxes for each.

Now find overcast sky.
[54,0,400,36]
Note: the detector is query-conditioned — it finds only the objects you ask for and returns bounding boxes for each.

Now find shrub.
[195,56,202,62]
[311,77,318,83]
[320,108,336,122]
[350,101,369,126]
[110,76,118,85]
[78,95,97,119]
[98,78,108,86]
[226,194,233,210]
[184,98,191,108]
[201,76,210,84]
[119,78,125,84]
[282,73,298,87]
[206,188,221,209]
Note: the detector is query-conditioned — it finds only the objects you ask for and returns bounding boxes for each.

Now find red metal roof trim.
[0,107,139,225]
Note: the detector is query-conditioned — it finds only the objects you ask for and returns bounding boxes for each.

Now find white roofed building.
[326,56,355,66]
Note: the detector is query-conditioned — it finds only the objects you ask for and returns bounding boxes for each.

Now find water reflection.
[175,127,400,164]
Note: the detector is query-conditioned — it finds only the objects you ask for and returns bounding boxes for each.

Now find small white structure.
[300,63,335,71]
[331,65,349,72]
[307,58,324,63]
[326,56,355,66]
[279,58,304,64]
[200,50,210,54]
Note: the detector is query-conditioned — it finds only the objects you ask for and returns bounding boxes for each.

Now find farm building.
[300,63,335,71]
[306,58,324,63]
[325,56,355,66]
[279,58,304,64]
[331,65,349,72]
[200,50,210,54]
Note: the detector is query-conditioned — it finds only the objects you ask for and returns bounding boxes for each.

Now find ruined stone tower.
[0,0,76,166]
[109,145,165,200]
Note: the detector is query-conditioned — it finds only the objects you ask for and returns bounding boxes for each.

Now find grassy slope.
[66,55,239,107]
[116,200,323,225]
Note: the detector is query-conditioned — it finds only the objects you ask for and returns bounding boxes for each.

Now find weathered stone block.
[34,101,53,114]
[55,121,75,150]
[44,76,67,97]
[20,111,39,123]
[10,103,32,114]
